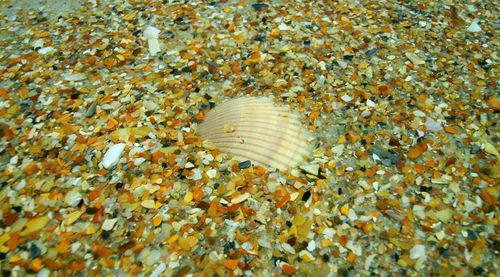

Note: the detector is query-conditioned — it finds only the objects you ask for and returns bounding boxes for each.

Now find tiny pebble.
[141,199,156,209]
[231,192,251,204]
[150,263,166,277]
[410,245,426,260]
[300,164,319,175]
[238,160,251,169]
[467,20,482,32]
[101,218,118,231]
[341,94,353,102]
[101,143,126,169]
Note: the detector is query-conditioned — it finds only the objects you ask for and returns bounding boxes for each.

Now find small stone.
[85,102,97,118]
[102,218,118,231]
[65,211,83,225]
[483,143,499,156]
[251,3,268,11]
[413,205,426,219]
[141,199,156,209]
[191,168,202,180]
[405,52,425,65]
[63,73,86,81]
[425,117,443,132]
[467,20,482,32]
[410,245,426,260]
[307,240,316,252]
[38,47,55,55]
[231,192,251,204]
[341,94,353,102]
[282,243,296,254]
[185,162,195,169]
[301,191,311,202]
[331,144,345,155]
[64,188,82,207]
[300,164,319,175]
[435,208,452,223]
[150,263,166,277]
[206,169,217,179]
[238,160,251,169]
[29,243,42,258]
[101,144,126,169]
[299,250,315,262]
[20,216,51,236]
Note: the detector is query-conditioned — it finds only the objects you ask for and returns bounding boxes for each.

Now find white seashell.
[198,97,312,170]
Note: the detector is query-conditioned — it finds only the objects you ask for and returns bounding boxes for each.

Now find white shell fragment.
[101,143,126,169]
[198,97,312,170]
[143,26,161,56]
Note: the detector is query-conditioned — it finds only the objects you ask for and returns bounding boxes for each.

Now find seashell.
[198,97,312,170]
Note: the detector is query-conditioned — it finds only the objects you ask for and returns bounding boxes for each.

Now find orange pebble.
[444,126,460,134]
[224,259,239,270]
[408,143,427,160]
[152,215,163,227]
[94,244,113,258]
[193,187,204,201]
[31,258,43,272]
[347,251,356,263]
[0,88,8,100]
[281,263,298,275]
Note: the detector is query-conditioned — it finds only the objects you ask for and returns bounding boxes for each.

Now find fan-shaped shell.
[198,97,312,170]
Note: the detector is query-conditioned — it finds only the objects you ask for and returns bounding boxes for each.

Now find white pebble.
[231,192,251,204]
[409,245,426,259]
[150,263,166,277]
[191,168,202,180]
[366,99,376,107]
[64,188,82,207]
[467,19,481,32]
[341,94,353,102]
[206,169,217,179]
[101,143,126,169]
[141,199,156,209]
[101,218,118,231]
[38,47,55,55]
[307,240,316,252]
[281,243,296,254]
[425,117,443,132]
[300,164,319,175]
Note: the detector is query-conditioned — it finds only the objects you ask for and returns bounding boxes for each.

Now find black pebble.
[172,68,181,75]
[238,160,251,169]
[251,3,268,11]
[473,267,484,275]
[86,207,98,214]
[29,244,41,259]
[0,253,6,260]
[101,231,111,239]
[301,191,311,202]
[467,230,478,240]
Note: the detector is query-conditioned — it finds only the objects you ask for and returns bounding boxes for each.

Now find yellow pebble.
[340,205,349,216]
[65,211,83,225]
[184,192,193,203]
